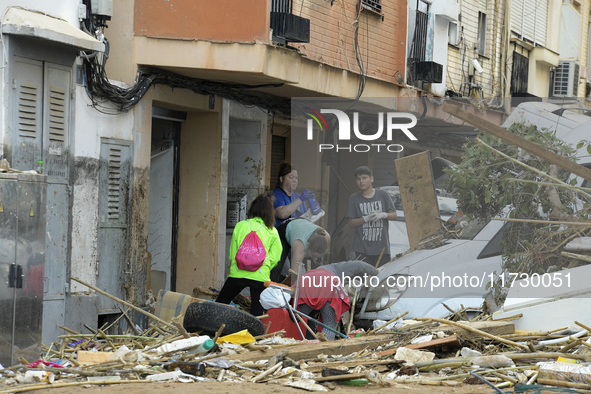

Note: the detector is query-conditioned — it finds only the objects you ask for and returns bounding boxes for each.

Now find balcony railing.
[270,0,310,44]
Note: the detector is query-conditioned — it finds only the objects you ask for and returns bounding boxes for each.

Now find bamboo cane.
[71,277,177,330]
[415,317,530,350]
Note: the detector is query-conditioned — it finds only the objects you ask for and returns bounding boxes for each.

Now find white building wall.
[430,0,460,96]
[560,4,582,60]
[0,1,82,26]
[407,0,459,96]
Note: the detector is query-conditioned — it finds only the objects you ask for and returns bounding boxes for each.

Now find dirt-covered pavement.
[32,380,499,394]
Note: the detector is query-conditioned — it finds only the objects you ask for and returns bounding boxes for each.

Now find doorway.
[148,108,185,294]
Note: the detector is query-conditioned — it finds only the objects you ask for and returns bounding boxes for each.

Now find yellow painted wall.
[104,0,137,84]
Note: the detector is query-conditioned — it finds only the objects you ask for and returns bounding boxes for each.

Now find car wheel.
[183,302,265,336]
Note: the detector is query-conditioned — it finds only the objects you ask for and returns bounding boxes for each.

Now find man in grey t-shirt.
[346,166,397,267]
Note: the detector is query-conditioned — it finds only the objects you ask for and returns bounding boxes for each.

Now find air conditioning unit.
[553,61,580,97]
[270,12,310,43]
[413,61,443,83]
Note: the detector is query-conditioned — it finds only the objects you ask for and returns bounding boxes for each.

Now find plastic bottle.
[460,347,483,357]
[188,338,215,355]
[470,355,514,368]
[155,335,211,355]
[307,196,322,215]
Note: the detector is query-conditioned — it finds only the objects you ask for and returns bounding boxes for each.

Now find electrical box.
[0,173,47,366]
[226,193,247,228]
[91,0,113,17]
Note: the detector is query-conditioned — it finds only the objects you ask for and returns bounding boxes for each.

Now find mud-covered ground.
[32,380,506,394]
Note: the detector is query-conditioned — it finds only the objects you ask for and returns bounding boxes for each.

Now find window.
[563,0,581,12]
[510,51,529,94]
[477,12,487,56]
[448,22,459,46]
[362,0,382,13]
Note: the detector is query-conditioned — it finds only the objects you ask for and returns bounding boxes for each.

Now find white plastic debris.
[460,347,483,357]
[146,370,206,382]
[394,347,435,364]
[284,379,328,391]
[411,334,433,344]
[470,355,514,368]
[372,318,403,332]
[16,371,55,384]
[146,370,183,381]
[281,367,315,379]
[108,345,145,363]
[258,336,298,345]
[564,237,591,251]
[153,335,212,355]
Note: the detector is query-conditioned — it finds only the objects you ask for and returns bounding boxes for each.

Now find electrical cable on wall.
[80,0,291,116]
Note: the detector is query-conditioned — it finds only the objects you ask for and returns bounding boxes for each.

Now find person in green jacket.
[216,193,282,316]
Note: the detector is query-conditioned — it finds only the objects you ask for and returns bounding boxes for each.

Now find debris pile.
[2,304,591,393]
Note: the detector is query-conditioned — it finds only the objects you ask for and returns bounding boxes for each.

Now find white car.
[355,102,591,323]
[356,216,506,322]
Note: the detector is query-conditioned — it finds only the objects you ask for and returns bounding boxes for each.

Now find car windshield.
[381,187,403,210]
[457,217,489,240]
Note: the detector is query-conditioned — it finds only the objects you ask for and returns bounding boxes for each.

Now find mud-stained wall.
[126,99,152,305]
[70,156,100,290]
[176,111,223,294]
[70,88,136,293]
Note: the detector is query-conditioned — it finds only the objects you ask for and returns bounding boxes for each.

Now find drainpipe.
[502,0,513,111]
[521,0,526,41]
[533,0,538,47]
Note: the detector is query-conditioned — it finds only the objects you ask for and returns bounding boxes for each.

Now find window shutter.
[99,140,131,226]
[17,82,40,138]
[43,64,71,179]
[48,86,66,142]
[13,58,43,171]
[511,0,547,46]
[108,146,122,220]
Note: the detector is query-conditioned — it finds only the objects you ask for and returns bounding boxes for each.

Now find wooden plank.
[305,359,403,373]
[442,102,591,182]
[77,350,113,364]
[223,333,397,362]
[438,320,515,339]
[375,335,461,357]
[395,151,441,250]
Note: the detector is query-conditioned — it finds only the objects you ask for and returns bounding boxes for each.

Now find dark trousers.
[215,277,267,317]
[356,253,391,268]
[270,221,292,283]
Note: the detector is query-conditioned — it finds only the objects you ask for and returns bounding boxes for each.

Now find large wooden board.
[440,320,515,339]
[223,333,397,362]
[395,152,441,250]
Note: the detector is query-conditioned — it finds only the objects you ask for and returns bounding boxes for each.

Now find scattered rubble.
[2,293,591,393]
